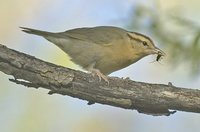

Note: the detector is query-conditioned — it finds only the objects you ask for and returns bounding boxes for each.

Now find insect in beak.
[154,47,165,62]
[156,50,165,62]
[156,53,162,61]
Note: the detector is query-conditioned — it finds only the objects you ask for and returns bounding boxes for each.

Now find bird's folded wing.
[59,26,126,45]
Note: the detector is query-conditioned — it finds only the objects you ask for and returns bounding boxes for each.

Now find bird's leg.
[91,69,109,83]
[86,62,109,83]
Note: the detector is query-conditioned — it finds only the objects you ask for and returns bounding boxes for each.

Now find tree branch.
[0,44,200,116]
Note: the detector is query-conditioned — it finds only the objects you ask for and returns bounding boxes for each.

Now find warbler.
[20,26,165,82]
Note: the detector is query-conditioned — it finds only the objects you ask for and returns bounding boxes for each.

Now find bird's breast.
[95,42,139,75]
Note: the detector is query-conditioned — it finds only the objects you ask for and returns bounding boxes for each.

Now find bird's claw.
[91,69,109,84]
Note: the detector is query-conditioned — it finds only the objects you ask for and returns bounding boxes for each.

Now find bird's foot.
[90,69,109,84]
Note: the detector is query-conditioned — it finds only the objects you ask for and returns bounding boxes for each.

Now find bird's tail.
[20,27,55,37]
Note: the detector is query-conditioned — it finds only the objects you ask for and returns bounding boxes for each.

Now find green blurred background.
[1,0,200,132]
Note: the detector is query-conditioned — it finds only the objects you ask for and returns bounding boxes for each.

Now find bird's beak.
[153,47,165,56]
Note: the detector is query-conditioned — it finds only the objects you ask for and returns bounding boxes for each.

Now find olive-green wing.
[59,26,127,45]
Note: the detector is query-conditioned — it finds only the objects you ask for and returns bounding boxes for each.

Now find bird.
[20,26,165,83]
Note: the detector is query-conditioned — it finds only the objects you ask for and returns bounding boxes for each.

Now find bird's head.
[127,32,165,58]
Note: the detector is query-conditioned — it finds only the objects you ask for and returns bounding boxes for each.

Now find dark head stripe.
[130,32,155,45]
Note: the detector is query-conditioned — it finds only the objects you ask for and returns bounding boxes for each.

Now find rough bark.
[0,44,200,116]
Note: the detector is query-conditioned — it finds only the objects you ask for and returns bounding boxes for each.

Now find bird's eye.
[142,41,148,46]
